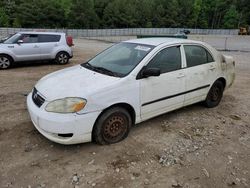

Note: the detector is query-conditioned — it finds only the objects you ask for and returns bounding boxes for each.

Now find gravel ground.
[0,39,250,188]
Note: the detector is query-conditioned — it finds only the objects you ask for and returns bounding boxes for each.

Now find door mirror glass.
[17,40,23,44]
[141,68,161,78]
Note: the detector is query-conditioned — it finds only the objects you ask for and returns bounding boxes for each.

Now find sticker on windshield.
[135,45,151,52]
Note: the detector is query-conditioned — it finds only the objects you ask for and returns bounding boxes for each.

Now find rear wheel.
[204,80,224,108]
[55,52,69,65]
[93,107,132,145]
[0,55,12,69]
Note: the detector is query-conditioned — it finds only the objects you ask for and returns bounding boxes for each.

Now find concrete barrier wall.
[1,28,249,52]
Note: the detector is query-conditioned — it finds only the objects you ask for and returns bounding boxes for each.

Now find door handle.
[177,73,185,79]
[34,45,39,48]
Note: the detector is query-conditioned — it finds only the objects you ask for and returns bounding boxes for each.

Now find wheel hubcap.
[103,114,128,142]
[58,54,68,64]
[0,57,10,69]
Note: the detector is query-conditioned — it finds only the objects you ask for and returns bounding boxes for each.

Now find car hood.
[0,43,8,48]
[35,65,121,101]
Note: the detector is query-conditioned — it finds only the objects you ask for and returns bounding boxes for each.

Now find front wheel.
[0,55,12,69]
[93,107,132,145]
[55,52,69,65]
[204,80,224,108]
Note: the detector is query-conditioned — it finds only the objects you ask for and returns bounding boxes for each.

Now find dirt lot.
[0,39,250,188]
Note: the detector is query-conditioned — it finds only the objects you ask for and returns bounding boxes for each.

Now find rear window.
[184,45,214,67]
[38,34,61,43]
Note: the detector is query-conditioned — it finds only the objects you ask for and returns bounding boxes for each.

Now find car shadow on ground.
[12,60,60,69]
[131,102,204,131]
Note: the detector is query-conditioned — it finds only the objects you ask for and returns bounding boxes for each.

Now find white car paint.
[0,31,72,62]
[27,38,235,145]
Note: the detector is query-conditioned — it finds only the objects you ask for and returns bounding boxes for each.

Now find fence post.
[224,37,228,51]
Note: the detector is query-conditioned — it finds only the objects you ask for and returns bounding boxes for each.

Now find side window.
[184,45,214,67]
[147,46,182,74]
[38,35,61,43]
[20,34,38,43]
[207,51,214,62]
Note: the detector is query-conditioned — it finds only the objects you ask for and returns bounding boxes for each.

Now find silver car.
[0,32,73,69]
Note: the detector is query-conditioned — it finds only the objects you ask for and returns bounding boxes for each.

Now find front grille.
[32,88,45,108]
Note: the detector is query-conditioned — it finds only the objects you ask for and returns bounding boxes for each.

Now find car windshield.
[3,33,21,44]
[0,35,9,43]
[81,42,154,77]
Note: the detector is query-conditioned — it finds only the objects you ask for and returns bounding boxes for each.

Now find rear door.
[12,34,40,61]
[183,45,217,105]
[38,34,61,60]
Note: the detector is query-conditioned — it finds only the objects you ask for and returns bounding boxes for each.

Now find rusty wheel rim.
[102,113,128,143]
[210,86,220,101]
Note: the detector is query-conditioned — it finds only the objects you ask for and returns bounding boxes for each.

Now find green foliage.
[0,8,9,27]
[103,0,138,28]
[68,0,99,29]
[223,5,239,29]
[0,0,249,29]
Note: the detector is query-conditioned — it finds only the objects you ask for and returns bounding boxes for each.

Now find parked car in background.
[27,38,235,145]
[0,32,73,69]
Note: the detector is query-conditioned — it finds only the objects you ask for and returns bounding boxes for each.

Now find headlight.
[45,98,87,113]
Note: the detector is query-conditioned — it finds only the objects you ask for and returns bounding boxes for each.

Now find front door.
[13,34,40,61]
[140,46,186,120]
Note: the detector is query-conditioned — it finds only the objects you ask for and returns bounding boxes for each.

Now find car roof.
[17,31,65,35]
[124,37,202,47]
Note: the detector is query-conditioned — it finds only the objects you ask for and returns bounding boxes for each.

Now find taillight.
[66,36,74,47]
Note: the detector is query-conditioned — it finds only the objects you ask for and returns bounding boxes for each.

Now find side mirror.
[141,67,161,78]
[17,40,23,44]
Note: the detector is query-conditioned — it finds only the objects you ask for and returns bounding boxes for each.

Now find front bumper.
[27,93,100,145]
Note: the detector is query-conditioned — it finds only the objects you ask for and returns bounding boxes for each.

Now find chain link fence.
[0,27,238,37]
[1,27,250,52]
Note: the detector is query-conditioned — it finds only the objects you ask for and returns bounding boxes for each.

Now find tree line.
[0,0,249,29]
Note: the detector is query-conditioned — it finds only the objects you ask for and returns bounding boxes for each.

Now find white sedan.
[27,38,235,145]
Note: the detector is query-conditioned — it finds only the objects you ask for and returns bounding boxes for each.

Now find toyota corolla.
[27,38,235,145]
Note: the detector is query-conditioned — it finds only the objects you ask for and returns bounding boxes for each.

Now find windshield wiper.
[82,62,94,69]
[82,62,120,77]
[92,66,119,77]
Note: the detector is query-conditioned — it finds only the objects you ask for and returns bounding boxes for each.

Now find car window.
[207,51,214,62]
[20,34,38,43]
[184,45,214,67]
[82,42,154,77]
[147,46,182,74]
[39,34,61,43]
[3,33,21,44]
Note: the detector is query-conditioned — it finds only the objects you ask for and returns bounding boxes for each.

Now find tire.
[0,55,12,69]
[93,107,132,145]
[204,80,224,108]
[55,52,69,65]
